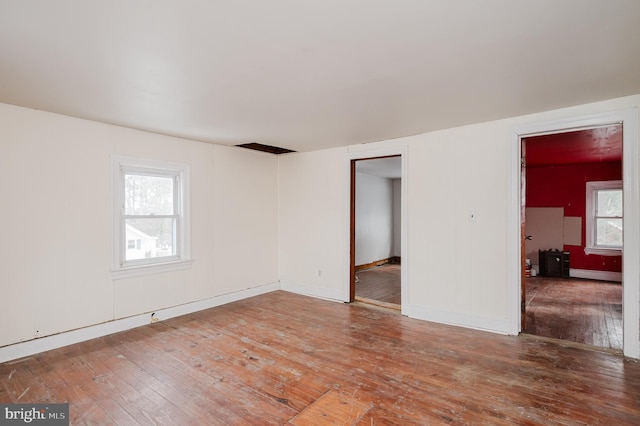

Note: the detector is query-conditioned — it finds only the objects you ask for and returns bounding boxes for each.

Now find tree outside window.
[586,181,622,255]
[111,155,191,279]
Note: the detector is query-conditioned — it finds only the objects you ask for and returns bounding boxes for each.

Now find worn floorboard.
[356,268,623,353]
[355,264,401,306]
[1,291,639,424]
[524,277,623,352]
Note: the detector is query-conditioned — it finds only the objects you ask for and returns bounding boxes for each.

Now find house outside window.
[585,180,622,255]
[111,156,191,279]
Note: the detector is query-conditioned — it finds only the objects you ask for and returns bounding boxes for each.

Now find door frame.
[507,108,640,358]
[347,146,408,313]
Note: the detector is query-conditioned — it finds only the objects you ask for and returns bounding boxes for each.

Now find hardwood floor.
[355,264,400,307]
[2,291,640,424]
[524,277,623,352]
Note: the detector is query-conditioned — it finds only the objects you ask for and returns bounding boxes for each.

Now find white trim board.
[280,281,345,303]
[570,269,622,283]
[0,282,280,364]
[405,305,510,335]
[508,108,640,359]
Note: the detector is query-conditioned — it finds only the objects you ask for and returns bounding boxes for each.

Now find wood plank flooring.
[2,291,640,424]
[524,277,623,352]
[355,264,400,306]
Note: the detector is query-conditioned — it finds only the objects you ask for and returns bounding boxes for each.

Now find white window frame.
[585,180,622,256]
[111,155,192,279]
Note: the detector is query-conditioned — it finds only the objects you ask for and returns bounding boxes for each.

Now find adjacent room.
[353,156,402,310]
[1,1,640,424]
[523,127,624,352]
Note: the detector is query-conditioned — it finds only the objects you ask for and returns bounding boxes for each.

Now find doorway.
[350,155,402,310]
[509,108,640,359]
[521,126,623,351]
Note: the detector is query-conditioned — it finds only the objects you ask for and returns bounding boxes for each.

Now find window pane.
[125,218,175,260]
[596,218,623,246]
[124,174,174,215]
[596,190,622,217]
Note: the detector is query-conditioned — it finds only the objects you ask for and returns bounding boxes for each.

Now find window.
[111,156,191,279]
[585,181,622,255]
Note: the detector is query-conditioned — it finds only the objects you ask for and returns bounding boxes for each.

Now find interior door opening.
[350,156,402,311]
[520,125,624,352]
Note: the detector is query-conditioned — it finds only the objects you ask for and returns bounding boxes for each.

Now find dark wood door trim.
[520,139,527,331]
[349,159,356,302]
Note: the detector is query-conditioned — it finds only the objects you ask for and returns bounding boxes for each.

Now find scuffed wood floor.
[1,291,640,424]
[524,277,623,352]
[356,264,401,307]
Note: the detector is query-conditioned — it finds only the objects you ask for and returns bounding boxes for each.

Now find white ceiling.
[1,1,639,153]
[356,157,401,179]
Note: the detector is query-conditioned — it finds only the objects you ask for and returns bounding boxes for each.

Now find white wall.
[355,172,393,265]
[277,147,349,300]
[392,178,401,257]
[388,120,511,325]
[524,207,564,268]
[278,94,640,339]
[2,93,639,358]
[0,103,278,348]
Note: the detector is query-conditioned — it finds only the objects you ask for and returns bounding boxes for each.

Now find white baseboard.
[0,282,280,364]
[404,304,510,335]
[570,268,622,282]
[280,281,346,302]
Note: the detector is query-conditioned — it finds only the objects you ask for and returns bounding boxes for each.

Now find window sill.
[110,259,193,280]
[584,247,622,256]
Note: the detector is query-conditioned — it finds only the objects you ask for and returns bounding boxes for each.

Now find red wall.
[526,162,622,272]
